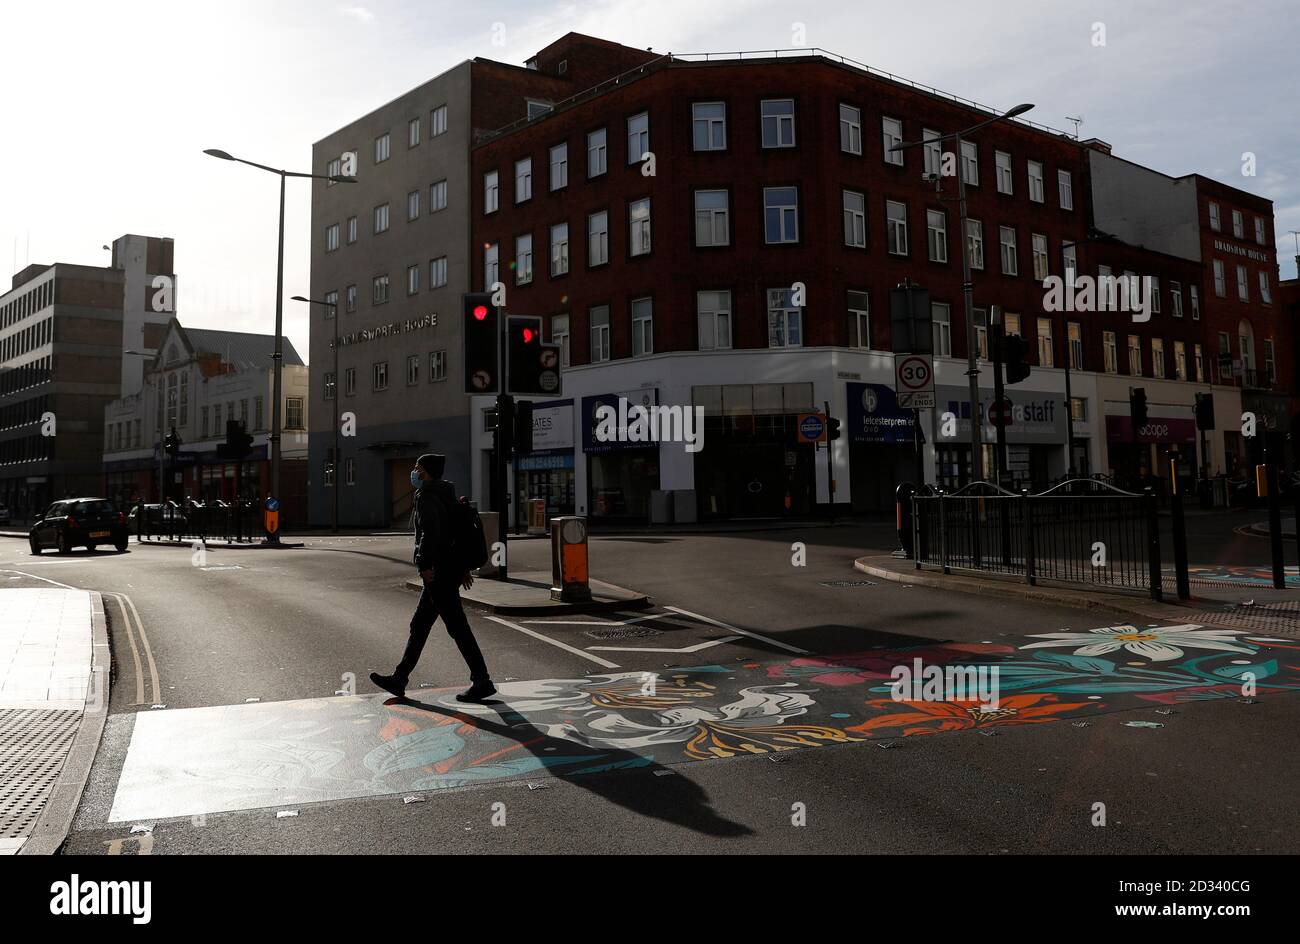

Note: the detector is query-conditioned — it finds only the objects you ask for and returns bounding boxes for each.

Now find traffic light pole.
[824,400,835,525]
[991,309,1007,487]
[496,309,509,581]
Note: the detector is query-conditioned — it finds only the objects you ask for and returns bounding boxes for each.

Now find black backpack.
[447,496,489,571]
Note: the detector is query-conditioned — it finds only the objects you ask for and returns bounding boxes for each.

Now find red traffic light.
[522,328,536,343]
[473,304,489,321]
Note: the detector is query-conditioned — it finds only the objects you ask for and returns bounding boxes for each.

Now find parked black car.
[29,498,129,554]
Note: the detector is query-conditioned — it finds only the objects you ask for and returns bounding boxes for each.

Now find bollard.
[1267,464,1284,589]
[550,516,592,602]
[894,483,915,559]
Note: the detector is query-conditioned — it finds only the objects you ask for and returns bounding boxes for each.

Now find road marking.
[664,605,810,654]
[587,635,743,653]
[0,568,79,590]
[484,615,620,669]
[521,613,673,627]
[107,592,161,706]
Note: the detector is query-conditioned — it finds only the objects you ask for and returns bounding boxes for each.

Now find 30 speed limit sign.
[894,353,936,409]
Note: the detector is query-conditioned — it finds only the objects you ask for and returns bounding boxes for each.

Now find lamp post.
[203,148,355,543]
[291,295,339,533]
[892,103,1034,485]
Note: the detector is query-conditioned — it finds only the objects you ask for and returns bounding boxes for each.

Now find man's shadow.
[390,693,752,839]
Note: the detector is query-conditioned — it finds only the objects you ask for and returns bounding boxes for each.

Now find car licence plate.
[90,530,110,538]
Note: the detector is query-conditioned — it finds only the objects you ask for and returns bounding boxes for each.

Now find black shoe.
[370,672,407,699]
[456,680,497,703]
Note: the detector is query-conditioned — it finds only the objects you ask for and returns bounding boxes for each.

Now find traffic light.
[164,427,182,457]
[513,400,534,455]
[215,420,254,460]
[462,292,499,394]
[1004,334,1031,384]
[826,416,841,441]
[1194,392,1216,430]
[1130,387,1148,430]
[506,316,546,394]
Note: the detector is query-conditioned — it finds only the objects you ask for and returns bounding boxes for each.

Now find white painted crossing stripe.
[484,615,620,669]
[587,635,743,654]
[522,612,673,627]
[663,605,810,655]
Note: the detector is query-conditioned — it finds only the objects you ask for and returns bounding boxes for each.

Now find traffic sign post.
[895,353,936,410]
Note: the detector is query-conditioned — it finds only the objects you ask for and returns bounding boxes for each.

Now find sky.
[2,0,1297,364]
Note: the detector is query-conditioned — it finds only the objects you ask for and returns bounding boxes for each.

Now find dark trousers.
[395,573,490,685]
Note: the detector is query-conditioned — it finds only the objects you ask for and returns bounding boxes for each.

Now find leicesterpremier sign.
[847,382,915,444]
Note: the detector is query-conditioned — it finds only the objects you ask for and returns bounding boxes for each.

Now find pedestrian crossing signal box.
[550,516,591,602]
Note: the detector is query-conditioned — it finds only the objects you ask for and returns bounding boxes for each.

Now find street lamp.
[203,148,356,543]
[892,103,1034,485]
[291,295,339,533]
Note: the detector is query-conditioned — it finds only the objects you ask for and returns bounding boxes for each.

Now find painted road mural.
[108,624,1300,822]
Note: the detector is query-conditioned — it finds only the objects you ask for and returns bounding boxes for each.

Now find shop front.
[846,382,920,512]
[582,390,661,522]
[935,385,1068,490]
[514,399,576,521]
[1104,413,1198,494]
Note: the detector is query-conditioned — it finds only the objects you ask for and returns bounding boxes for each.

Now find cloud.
[339,6,374,23]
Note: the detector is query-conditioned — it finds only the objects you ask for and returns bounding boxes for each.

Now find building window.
[515,234,533,284]
[346,216,357,244]
[549,143,568,190]
[1058,170,1074,209]
[966,219,984,269]
[201,405,209,437]
[254,397,264,431]
[408,116,420,148]
[1150,276,1161,313]
[430,104,447,137]
[429,350,447,382]
[527,99,552,119]
[696,290,732,351]
[550,223,569,276]
[1103,331,1118,373]
[960,140,978,185]
[285,397,304,429]
[999,226,1018,275]
[1209,201,1221,231]
[484,243,499,287]
[1232,209,1244,239]
[885,200,908,255]
[430,180,447,212]
[627,112,650,164]
[1213,259,1226,297]
[629,198,652,256]
[372,274,389,305]
[344,458,355,486]
[345,284,357,312]
[515,158,532,202]
[1171,281,1183,317]
[1174,340,1187,380]
[590,305,610,362]
[484,171,499,213]
[931,302,952,356]
[323,458,334,488]
[694,189,729,246]
[327,157,340,185]
[1255,217,1266,245]
[1190,285,1200,319]
[882,116,903,165]
[926,209,947,262]
[373,203,389,234]
[344,368,356,397]
[760,99,795,148]
[848,291,870,349]
[325,223,339,252]
[767,288,802,348]
[1194,343,1204,382]
[429,256,447,288]
[407,264,419,295]
[588,211,609,266]
[995,150,1012,194]
[372,362,388,392]
[587,128,607,177]
[1128,334,1142,375]
[1068,321,1083,370]
[374,132,390,163]
[1264,338,1276,385]
[693,102,727,151]
[407,190,420,221]
[406,353,420,385]
[550,315,570,367]
[975,308,988,361]
[1259,271,1272,303]
[839,104,862,155]
[1152,338,1165,378]
[843,191,866,248]
[1236,265,1249,302]
[1037,317,1054,367]
[764,187,799,244]
[1027,160,1044,203]
[923,130,942,178]
[323,290,338,320]
[631,297,653,356]
[1032,233,1049,281]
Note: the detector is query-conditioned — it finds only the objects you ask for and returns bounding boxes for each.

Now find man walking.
[370,454,496,703]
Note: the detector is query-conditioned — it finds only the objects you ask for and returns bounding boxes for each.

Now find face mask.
[410,470,423,488]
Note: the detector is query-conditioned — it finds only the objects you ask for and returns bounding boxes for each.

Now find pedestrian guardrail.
[912,478,1186,601]
[133,501,265,545]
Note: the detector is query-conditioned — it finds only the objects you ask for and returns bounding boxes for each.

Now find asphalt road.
[2,516,1296,854]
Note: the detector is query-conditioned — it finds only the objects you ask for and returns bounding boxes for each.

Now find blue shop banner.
[581,388,660,454]
[846,382,916,444]
[516,451,575,471]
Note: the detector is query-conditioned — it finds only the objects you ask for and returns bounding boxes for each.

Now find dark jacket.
[413,479,458,572]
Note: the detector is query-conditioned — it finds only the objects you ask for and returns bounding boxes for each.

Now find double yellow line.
[104,591,161,706]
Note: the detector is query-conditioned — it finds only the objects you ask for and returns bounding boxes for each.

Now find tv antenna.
[1066,116,1083,139]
